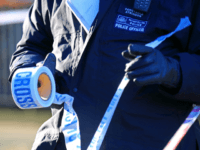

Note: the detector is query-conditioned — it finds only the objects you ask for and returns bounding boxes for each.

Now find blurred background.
[1,1,200,150]
[0,1,51,149]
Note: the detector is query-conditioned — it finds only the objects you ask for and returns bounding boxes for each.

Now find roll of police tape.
[11,66,56,109]
[11,66,81,149]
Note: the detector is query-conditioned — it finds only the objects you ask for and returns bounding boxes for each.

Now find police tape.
[163,106,200,150]
[11,16,192,150]
[146,16,191,49]
[87,76,130,150]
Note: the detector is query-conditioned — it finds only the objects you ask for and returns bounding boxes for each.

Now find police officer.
[9,0,200,149]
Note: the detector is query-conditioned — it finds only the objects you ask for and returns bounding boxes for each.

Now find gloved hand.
[122,44,181,88]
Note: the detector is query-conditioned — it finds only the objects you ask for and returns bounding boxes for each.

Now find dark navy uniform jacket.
[9,0,200,149]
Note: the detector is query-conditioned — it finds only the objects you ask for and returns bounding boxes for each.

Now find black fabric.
[9,0,200,149]
[31,104,64,150]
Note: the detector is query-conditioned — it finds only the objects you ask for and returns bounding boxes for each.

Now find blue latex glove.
[122,44,181,88]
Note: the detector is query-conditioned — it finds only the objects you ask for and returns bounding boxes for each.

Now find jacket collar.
[75,0,116,73]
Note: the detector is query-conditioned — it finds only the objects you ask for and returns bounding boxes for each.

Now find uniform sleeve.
[9,0,54,82]
[160,0,200,104]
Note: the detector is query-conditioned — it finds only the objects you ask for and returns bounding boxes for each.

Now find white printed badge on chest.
[114,14,148,32]
[65,0,99,33]
[115,3,151,33]
[11,16,196,150]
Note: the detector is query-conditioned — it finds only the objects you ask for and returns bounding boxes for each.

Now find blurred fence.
[0,23,23,107]
[0,9,28,107]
